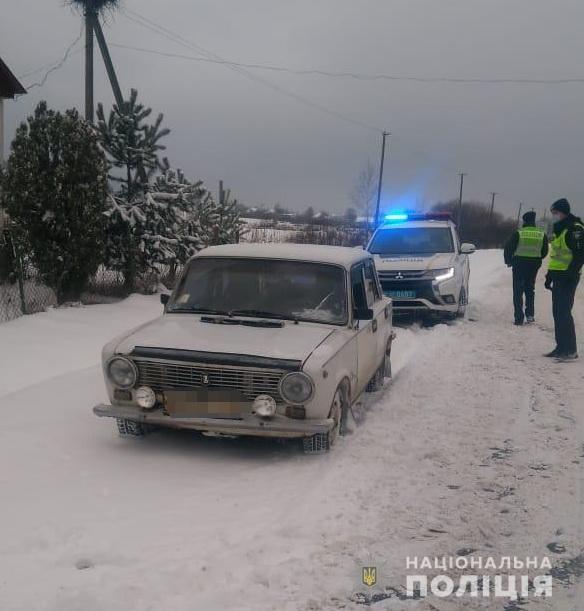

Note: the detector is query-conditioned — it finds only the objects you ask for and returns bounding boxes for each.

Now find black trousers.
[551,274,580,354]
[512,260,541,322]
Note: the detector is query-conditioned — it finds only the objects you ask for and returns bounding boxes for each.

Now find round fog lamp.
[135,386,156,409]
[253,395,277,418]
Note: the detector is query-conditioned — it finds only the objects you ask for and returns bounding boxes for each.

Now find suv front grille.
[377,270,428,281]
[134,358,286,402]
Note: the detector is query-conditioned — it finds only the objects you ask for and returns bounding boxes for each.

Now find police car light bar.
[383,211,453,223]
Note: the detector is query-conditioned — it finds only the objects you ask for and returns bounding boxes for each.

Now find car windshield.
[169,257,348,325]
[369,226,454,255]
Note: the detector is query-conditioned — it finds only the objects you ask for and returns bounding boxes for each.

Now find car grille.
[134,358,286,402]
[377,270,428,281]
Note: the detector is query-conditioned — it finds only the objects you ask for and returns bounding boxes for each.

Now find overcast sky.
[2,0,583,217]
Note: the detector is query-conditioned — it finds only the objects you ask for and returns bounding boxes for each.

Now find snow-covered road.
[1,250,583,611]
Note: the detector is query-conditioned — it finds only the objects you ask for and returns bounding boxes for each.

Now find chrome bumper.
[93,404,334,438]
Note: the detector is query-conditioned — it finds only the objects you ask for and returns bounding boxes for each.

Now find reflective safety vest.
[514,227,545,259]
[549,223,584,271]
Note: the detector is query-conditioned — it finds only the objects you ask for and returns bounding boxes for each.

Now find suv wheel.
[456,286,468,318]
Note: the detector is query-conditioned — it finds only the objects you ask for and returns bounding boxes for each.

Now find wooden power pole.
[374,131,390,228]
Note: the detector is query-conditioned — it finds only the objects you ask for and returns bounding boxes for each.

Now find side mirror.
[460,243,476,254]
[160,293,170,306]
[353,307,374,321]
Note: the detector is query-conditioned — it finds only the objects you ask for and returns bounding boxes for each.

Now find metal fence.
[0,228,181,325]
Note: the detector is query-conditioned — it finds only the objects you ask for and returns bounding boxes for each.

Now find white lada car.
[367,213,475,320]
[94,244,394,453]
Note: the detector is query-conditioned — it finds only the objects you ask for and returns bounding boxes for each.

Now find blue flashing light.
[384,213,408,222]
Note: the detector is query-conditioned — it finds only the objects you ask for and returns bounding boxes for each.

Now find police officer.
[504,210,548,325]
[544,198,584,360]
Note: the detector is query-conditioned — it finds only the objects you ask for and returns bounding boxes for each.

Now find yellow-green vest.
[549,223,584,271]
[514,227,545,259]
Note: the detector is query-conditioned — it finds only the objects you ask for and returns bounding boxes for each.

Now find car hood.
[373,253,455,271]
[114,314,335,364]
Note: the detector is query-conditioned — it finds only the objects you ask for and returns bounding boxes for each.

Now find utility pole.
[488,192,497,224]
[516,202,523,228]
[93,19,124,108]
[457,172,466,228]
[374,131,391,228]
[84,0,95,123]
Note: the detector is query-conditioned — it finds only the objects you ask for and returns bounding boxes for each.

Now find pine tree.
[1,102,108,302]
[212,183,244,245]
[96,89,170,199]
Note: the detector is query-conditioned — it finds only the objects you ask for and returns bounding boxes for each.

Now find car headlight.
[106,356,138,389]
[432,267,455,282]
[279,372,314,405]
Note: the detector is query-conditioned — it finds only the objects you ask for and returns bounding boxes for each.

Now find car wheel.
[366,356,386,392]
[303,383,348,454]
[116,418,151,437]
[456,286,467,318]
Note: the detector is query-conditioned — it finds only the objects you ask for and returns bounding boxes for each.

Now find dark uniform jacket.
[503,222,549,267]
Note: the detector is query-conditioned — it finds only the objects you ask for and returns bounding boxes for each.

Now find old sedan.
[93,244,394,452]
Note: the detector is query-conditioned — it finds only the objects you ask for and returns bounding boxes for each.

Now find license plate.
[164,389,246,418]
[386,290,416,299]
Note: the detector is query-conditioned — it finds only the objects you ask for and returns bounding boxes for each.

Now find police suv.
[366,213,475,319]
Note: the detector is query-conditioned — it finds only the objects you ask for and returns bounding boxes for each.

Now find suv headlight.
[431,267,455,282]
[106,356,138,389]
[279,372,314,405]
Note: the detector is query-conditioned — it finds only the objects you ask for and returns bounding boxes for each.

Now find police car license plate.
[386,290,416,299]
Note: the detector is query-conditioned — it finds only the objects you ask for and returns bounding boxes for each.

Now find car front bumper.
[93,404,334,438]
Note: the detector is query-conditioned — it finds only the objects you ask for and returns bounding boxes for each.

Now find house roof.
[0,57,26,99]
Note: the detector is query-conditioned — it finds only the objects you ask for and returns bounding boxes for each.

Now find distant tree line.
[431,200,519,248]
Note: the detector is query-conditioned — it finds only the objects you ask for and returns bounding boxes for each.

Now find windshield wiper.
[228,309,295,321]
[169,306,229,315]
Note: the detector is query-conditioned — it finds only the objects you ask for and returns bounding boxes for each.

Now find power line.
[120,8,382,133]
[23,26,84,90]
[109,41,584,86]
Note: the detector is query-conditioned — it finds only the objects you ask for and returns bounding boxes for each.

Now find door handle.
[372,319,378,333]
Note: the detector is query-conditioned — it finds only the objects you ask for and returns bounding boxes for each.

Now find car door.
[351,262,380,394]
[363,257,389,366]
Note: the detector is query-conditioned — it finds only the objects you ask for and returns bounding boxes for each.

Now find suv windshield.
[369,226,454,255]
[170,257,348,325]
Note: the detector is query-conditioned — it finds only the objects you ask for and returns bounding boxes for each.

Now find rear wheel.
[366,356,386,392]
[303,383,348,454]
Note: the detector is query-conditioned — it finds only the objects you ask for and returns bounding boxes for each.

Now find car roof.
[194,243,371,267]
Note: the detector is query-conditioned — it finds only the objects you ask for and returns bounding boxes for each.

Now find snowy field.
[1,250,583,610]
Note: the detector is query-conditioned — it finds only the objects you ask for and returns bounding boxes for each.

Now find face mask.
[551,212,561,222]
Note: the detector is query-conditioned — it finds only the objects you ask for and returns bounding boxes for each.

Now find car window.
[363,259,381,304]
[351,264,368,312]
[369,227,454,255]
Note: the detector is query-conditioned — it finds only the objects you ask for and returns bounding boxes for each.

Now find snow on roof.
[195,243,371,267]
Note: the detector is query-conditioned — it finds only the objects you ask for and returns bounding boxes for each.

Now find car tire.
[116,418,151,437]
[303,383,349,454]
[366,356,386,392]
[456,286,467,318]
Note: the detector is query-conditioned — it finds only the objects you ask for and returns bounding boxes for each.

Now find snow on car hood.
[114,314,334,363]
[373,252,455,271]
